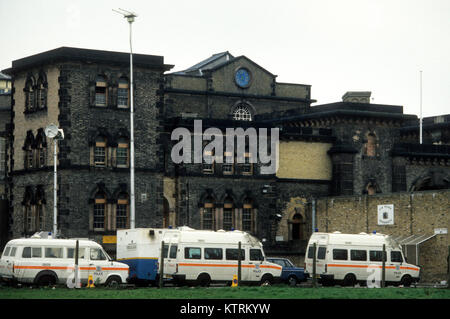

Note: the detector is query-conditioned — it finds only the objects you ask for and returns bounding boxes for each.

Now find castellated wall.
[315,189,449,282]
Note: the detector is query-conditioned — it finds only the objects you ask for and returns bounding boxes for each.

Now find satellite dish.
[45,124,59,138]
[45,124,64,140]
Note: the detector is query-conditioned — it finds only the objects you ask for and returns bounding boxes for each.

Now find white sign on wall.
[377,204,394,225]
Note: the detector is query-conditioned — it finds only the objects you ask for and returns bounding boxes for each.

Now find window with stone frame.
[23,131,35,170]
[117,77,130,108]
[94,136,107,167]
[36,72,47,110]
[242,198,255,233]
[35,129,47,168]
[232,104,252,121]
[222,151,234,175]
[95,75,108,107]
[0,137,5,177]
[115,192,129,229]
[202,142,214,174]
[222,197,234,231]
[241,152,253,175]
[116,137,129,168]
[202,197,215,230]
[24,75,35,112]
[93,192,106,230]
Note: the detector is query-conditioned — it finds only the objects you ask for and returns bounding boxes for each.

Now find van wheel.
[105,276,121,288]
[400,275,412,287]
[342,274,357,287]
[197,273,211,287]
[35,271,57,287]
[288,275,298,286]
[260,274,274,286]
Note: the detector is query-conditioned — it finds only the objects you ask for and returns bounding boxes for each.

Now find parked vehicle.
[304,231,421,287]
[117,226,282,286]
[0,232,129,286]
[266,257,307,286]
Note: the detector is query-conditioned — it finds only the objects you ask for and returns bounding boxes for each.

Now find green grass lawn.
[0,285,449,299]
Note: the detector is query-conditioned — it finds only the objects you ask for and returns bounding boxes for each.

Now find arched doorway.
[162,197,170,228]
[291,213,303,240]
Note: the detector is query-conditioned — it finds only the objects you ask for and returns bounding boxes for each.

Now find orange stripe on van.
[178,263,281,270]
[327,264,419,272]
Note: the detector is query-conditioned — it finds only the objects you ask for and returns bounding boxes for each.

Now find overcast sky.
[1,0,449,118]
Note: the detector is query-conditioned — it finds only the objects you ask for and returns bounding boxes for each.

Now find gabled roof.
[170,52,276,78]
[172,51,234,76]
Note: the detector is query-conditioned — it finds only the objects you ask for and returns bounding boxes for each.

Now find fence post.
[382,244,386,288]
[238,241,242,286]
[159,240,165,289]
[312,242,317,288]
[447,246,450,289]
[74,240,79,289]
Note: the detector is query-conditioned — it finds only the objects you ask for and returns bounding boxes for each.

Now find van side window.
[332,249,348,260]
[169,245,178,259]
[250,249,264,261]
[225,249,245,261]
[67,248,86,259]
[369,250,386,262]
[205,248,223,260]
[90,248,107,261]
[163,244,169,258]
[185,247,201,259]
[307,246,314,258]
[32,247,42,258]
[317,247,326,260]
[2,246,10,257]
[10,247,17,257]
[45,247,63,258]
[351,250,367,261]
[391,251,403,263]
[22,247,31,258]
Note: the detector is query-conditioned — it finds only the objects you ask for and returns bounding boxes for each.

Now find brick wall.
[315,189,450,282]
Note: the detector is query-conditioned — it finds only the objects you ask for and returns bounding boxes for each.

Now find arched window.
[93,191,106,230]
[35,129,47,168]
[117,77,129,108]
[24,75,35,112]
[116,192,129,229]
[23,131,35,170]
[232,104,252,121]
[36,72,47,109]
[202,196,215,230]
[22,186,35,234]
[222,197,234,231]
[95,75,108,106]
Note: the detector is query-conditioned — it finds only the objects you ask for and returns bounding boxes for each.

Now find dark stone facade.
[2,48,449,259]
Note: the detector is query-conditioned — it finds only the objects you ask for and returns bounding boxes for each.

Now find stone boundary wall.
[315,189,449,282]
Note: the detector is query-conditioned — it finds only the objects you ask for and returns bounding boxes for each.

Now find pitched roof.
[172,51,233,76]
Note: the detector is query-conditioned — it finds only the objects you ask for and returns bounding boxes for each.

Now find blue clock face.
[235,68,251,88]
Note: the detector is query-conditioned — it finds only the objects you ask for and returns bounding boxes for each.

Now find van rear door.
[0,246,15,279]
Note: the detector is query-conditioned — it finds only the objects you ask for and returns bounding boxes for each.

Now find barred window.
[117,77,129,108]
[233,104,252,121]
[202,199,215,230]
[94,136,107,167]
[223,198,234,231]
[93,194,106,229]
[95,75,107,107]
[242,199,254,232]
[116,193,129,229]
[116,138,129,167]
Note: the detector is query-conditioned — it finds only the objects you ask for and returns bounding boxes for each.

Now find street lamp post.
[113,8,137,229]
[44,124,64,238]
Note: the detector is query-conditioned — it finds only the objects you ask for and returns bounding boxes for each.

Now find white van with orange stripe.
[305,232,420,287]
[0,234,129,286]
[117,227,282,286]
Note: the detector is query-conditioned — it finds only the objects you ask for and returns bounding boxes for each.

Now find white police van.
[305,231,421,286]
[0,232,129,286]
